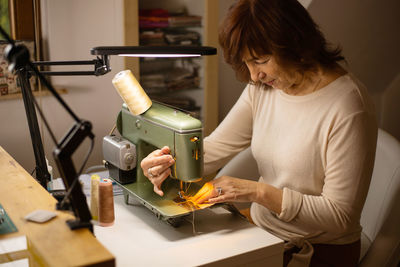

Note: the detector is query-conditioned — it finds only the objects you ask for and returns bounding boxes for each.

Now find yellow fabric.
[176,182,214,210]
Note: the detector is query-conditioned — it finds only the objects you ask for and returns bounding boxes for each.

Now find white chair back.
[359,129,400,266]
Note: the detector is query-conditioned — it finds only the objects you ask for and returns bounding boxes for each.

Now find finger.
[141,147,174,170]
[192,190,208,203]
[195,185,220,204]
[154,184,164,196]
[160,146,171,154]
[149,147,167,156]
[151,169,171,196]
[148,167,170,184]
[207,195,227,203]
[151,154,175,167]
[196,192,213,204]
[149,161,174,177]
[191,183,213,202]
[142,155,174,174]
[149,146,171,157]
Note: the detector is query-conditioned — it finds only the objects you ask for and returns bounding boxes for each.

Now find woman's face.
[243,52,300,91]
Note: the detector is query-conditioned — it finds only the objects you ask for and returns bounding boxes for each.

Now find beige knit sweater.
[204,74,377,264]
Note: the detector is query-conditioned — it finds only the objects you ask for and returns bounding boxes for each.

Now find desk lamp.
[0,25,216,232]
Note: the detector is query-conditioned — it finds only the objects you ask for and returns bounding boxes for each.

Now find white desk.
[94,193,284,267]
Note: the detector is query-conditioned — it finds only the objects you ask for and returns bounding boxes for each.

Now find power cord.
[57,137,94,210]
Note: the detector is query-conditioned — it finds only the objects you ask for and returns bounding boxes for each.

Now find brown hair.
[219,0,344,82]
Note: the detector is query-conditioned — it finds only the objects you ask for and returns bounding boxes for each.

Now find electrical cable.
[31,90,58,145]
[58,137,94,210]
[84,165,107,175]
[108,124,117,136]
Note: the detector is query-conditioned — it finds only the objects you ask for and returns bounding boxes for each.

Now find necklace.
[298,71,324,95]
[311,76,323,93]
[285,75,322,96]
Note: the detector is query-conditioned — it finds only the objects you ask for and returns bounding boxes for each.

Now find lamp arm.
[31,55,111,76]
[27,61,81,122]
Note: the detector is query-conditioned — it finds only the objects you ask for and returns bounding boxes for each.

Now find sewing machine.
[103,102,204,226]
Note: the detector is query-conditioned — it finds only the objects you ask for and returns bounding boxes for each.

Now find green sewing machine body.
[109,102,204,225]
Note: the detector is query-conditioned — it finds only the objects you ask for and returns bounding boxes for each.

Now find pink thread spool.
[98,179,115,227]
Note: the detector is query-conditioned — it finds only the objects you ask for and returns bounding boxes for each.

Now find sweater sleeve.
[203,85,254,175]
[278,110,377,233]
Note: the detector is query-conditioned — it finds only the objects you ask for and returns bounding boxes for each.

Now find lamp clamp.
[94,55,111,76]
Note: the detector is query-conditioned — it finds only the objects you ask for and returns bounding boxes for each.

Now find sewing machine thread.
[112,70,152,115]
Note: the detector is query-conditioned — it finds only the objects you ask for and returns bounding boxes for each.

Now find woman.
[141,0,377,266]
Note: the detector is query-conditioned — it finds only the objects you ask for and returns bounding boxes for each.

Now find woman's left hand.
[195,176,259,204]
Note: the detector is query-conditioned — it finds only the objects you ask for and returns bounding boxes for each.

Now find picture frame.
[0,0,41,97]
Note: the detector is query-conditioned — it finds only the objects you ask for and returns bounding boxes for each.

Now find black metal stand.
[16,68,50,188]
[54,120,94,232]
[0,26,110,233]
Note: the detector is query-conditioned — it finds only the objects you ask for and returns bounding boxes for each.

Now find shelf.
[123,0,218,135]
[148,87,201,94]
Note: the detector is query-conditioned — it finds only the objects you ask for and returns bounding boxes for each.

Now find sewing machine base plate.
[110,177,206,225]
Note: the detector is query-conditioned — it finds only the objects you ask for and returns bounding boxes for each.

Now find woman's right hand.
[140,146,175,196]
